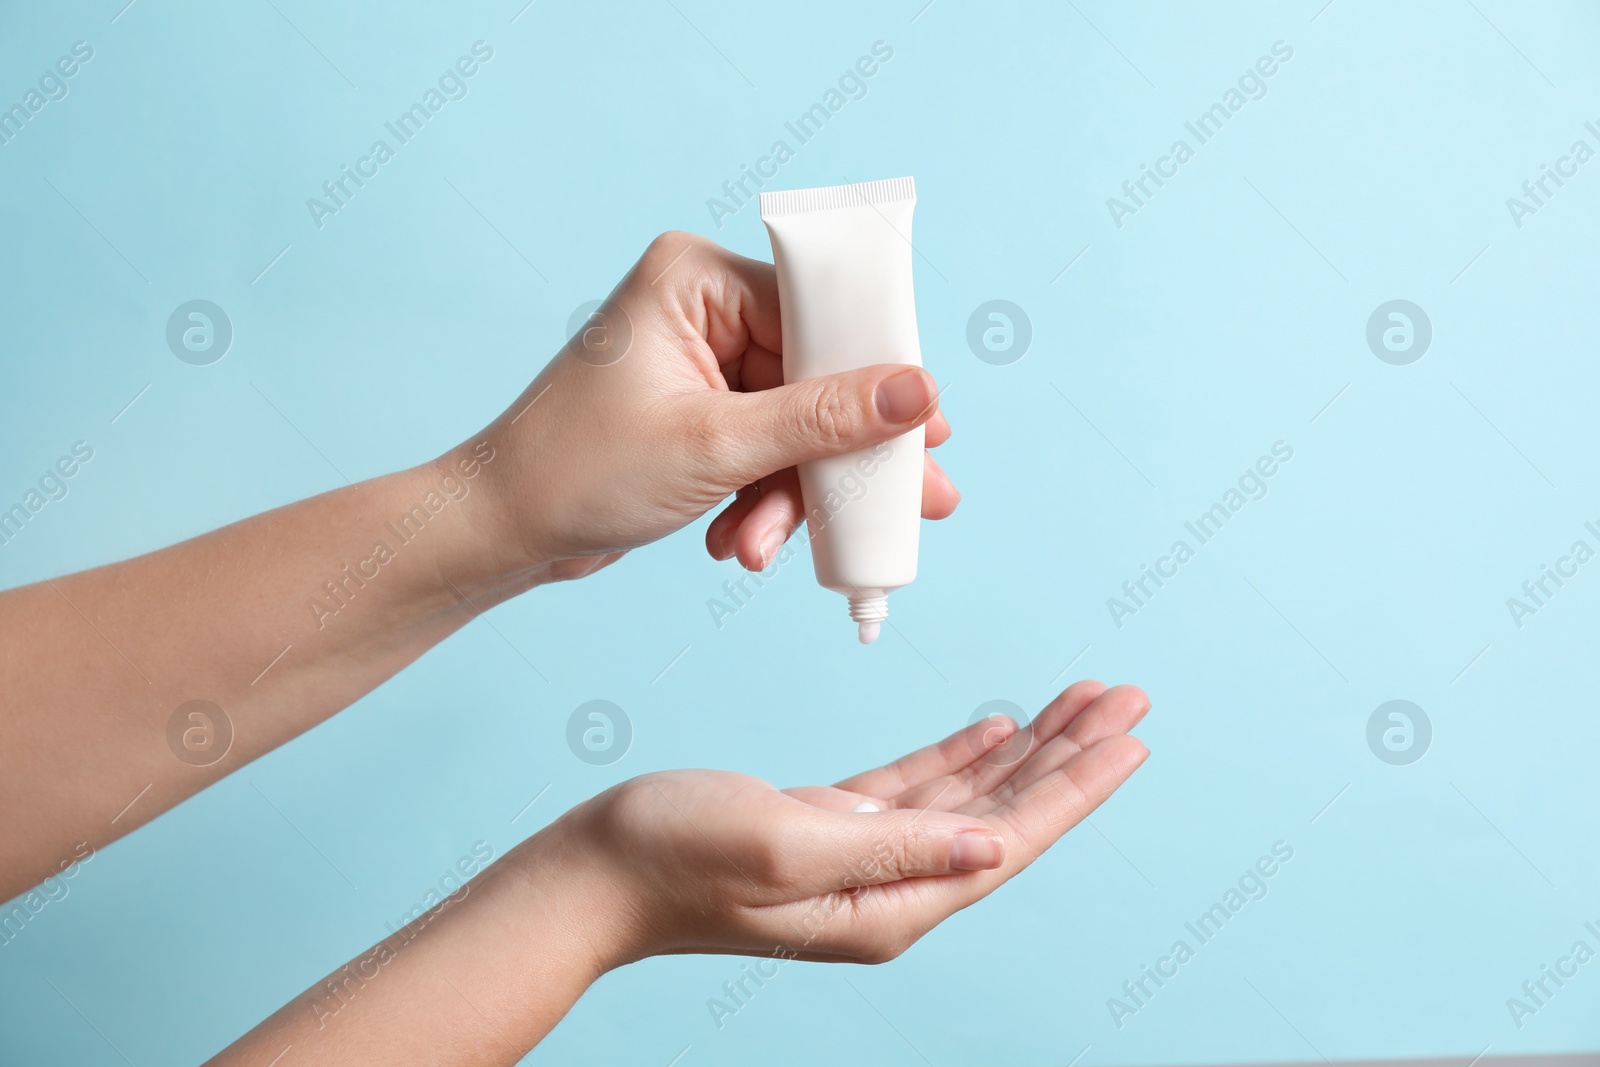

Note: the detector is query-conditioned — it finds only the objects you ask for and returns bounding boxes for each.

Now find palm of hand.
[600,681,1149,964]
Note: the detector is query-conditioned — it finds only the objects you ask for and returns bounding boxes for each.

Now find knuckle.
[859,945,898,966]
[855,824,913,885]
[858,928,915,965]
[806,384,854,449]
[609,774,659,821]
[648,229,703,253]
[886,825,919,878]
[590,775,654,846]
[745,836,789,886]
[643,230,707,271]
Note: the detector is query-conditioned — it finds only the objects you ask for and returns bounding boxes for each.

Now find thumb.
[706,364,938,488]
[785,807,1005,893]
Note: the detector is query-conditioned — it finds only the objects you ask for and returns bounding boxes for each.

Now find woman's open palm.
[585,680,1150,966]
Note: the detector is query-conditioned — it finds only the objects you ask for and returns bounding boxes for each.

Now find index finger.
[835,716,1019,800]
[910,733,1149,919]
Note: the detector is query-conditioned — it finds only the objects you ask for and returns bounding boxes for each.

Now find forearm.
[207,819,637,1065]
[0,437,537,898]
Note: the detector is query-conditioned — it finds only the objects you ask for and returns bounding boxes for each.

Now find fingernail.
[949,831,1004,871]
[757,526,786,567]
[874,369,935,423]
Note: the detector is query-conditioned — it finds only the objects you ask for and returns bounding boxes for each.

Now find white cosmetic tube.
[760,177,924,644]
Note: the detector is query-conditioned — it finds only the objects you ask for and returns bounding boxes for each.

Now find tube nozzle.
[849,592,889,644]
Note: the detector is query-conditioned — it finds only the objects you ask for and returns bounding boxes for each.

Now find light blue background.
[2,0,1598,1063]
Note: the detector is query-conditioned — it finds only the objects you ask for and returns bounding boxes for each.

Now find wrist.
[420,441,551,600]
[503,804,657,975]
[432,437,631,591]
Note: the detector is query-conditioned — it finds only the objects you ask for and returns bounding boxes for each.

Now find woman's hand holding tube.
[454,231,959,585]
